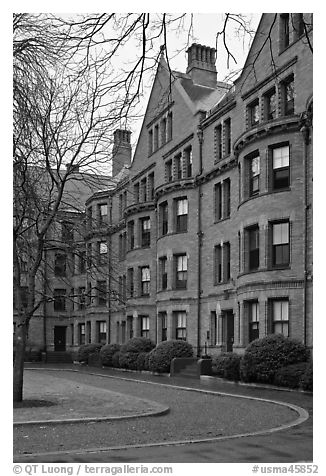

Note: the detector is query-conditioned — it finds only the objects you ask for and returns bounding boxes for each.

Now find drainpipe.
[196,125,204,357]
[43,247,48,353]
[108,196,113,343]
[300,109,312,347]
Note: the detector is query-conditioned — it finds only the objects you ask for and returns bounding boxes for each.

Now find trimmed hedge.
[111,351,122,368]
[119,351,139,370]
[273,362,308,389]
[300,361,313,391]
[148,340,193,373]
[120,337,155,354]
[100,344,121,367]
[77,343,103,363]
[212,353,241,381]
[240,334,310,384]
[136,352,150,371]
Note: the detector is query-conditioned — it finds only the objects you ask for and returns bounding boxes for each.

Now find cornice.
[131,162,156,183]
[124,201,156,219]
[162,133,195,159]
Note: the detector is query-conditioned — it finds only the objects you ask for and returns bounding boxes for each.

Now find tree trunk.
[13,322,27,402]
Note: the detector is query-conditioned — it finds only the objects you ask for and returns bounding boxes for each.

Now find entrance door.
[224,311,234,352]
[54,326,66,351]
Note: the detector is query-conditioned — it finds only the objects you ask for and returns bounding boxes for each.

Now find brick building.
[15,13,313,357]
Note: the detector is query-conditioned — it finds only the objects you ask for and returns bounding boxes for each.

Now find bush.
[111,351,122,368]
[77,343,103,363]
[119,351,139,370]
[300,361,313,392]
[100,344,121,367]
[240,334,310,384]
[120,337,155,354]
[212,353,241,381]
[136,352,150,371]
[273,362,308,389]
[148,340,193,373]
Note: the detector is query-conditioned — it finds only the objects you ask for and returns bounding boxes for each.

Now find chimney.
[186,44,217,88]
[112,129,132,177]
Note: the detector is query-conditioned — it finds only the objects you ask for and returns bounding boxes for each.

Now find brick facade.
[14,14,313,355]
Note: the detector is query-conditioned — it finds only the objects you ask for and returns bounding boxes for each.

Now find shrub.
[77,343,102,363]
[100,344,121,367]
[111,351,122,368]
[120,337,155,354]
[273,362,308,389]
[212,353,241,381]
[300,361,313,391]
[240,334,310,384]
[148,340,193,373]
[119,351,139,370]
[136,352,150,371]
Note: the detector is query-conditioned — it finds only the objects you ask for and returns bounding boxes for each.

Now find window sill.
[214,216,230,225]
[238,188,291,209]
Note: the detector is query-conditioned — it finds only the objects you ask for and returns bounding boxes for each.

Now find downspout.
[108,196,113,343]
[300,108,312,347]
[196,125,204,357]
[43,247,47,352]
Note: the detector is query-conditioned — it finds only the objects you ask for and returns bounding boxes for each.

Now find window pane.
[177,199,188,215]
[273,222,289,244]
[273,146,289,169]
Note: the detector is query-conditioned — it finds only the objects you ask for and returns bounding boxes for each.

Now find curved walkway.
[14,364,313,463]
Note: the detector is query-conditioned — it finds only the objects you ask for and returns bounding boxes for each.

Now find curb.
[14,405,170,427]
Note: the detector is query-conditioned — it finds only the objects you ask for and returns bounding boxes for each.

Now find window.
[119,233,126,260]
[264,88,276,121]
[175,254,187,289]
[127,268,134,298]
[148,129,153,156]
[79,323,85,345]
[214,245,222,284]
[282,75,294,116]
[175,311,187,341]
[272,221,290,267]
[119,194,123,219]
[159,201,168,236]
[210,311,217,346]
[175,198,188,233]
[248,99,259,127]
[79,250,86,274]
[97,321,107,344]
[214,183,222,221]
[161,118,167,146]
[141,177,147,202]
[123,274,126,301]
[134,183,140,203]
[271,299,289,336]
[78,287,86,310]
[62,221,74,242]
[293,13,305,39]
[215,124,222,161]
[97,281,106,306]
[98,204,108,225]
[140,217,151,247]
[224,118,231,156]
[99,241,107,265]
[148,173,155,201]
[223,178,231,218]
[247,225,259,271]
[141,316,150,338]
[175,153,182,179]
[54,253,66,277]
[272,145,290,190]
[140,266,150,296]
[154,124,159,151]
[280,13,290,50]
[249,155,260,196]
[185,147,192,177]
[87,207,93,230]
[248,301,259,342]
[87,243,92,268]
[167,112,173,141]
[165,160,172,182]
[159,256,168,290]
[223,242,231,282]
[87,282,92,306]
[127,221,135,250]
[160,312,167,341]
[54,289,66,312]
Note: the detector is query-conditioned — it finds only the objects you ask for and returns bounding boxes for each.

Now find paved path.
[14,364,313,463]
